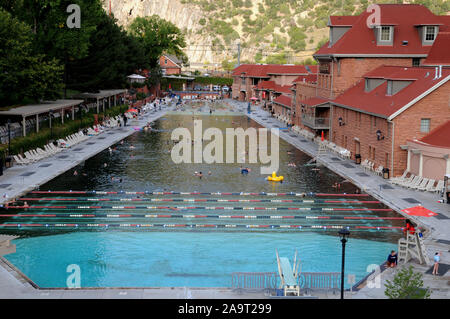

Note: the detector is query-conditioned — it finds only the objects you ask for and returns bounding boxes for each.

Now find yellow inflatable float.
[267,171,284,182]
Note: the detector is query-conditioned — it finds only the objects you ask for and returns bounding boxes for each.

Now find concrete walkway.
[226,99,449,298]
[0,99,447,299]
[0,106,172,206]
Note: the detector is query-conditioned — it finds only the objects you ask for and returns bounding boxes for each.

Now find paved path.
[226,99,449,298]
[0,106,173,205]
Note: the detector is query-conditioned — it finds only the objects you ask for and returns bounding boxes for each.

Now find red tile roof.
[255,80,276,90]
[333,66,450,119]
[233,64,315,77]
[255,81,293,94]
[273,84,293,94]
[422,32,450,66]
[273,95,292,107]
[298,97,329,107]
[315,4,449,57]
[419,120,450,148]
[293,73,318,84]
[328,16,359,26]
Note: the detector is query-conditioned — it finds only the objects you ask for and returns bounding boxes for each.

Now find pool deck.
[226,99,449,298]
[0,99,448,299]
[0,106,173,206]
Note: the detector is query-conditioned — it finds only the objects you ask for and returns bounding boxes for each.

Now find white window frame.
[379,26,392,42]
[420,118,430,133]
[423,26,437,43]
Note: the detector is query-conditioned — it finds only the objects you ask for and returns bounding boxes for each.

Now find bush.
[194,77,233,86]
[384,266,431,299]
[131,82,146,88]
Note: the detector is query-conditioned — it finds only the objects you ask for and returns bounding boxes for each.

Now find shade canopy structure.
[127,108,138,113]
[401,206,438,217]
[127,74,146,79]
[250,97,259,100]
[0,99,84,137]
[74,89,127,114]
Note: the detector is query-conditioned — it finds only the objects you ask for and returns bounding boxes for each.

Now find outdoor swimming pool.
[1,105,401,288]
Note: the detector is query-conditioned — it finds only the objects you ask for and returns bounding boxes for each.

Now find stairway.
[397,232,431,266]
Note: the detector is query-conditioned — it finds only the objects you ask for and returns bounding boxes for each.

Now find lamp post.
[49,111,53,139]
[338,227,350,299]
[7,119,11,155]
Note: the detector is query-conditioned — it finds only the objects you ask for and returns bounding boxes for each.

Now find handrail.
[231,271,341,292]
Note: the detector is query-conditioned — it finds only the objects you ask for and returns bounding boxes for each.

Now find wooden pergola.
[0,99,84,137]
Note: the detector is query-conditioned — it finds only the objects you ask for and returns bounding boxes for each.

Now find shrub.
[384,266,431,299]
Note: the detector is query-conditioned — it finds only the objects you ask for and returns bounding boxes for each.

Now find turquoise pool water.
[1,106,402,288]
[7,231,395,288]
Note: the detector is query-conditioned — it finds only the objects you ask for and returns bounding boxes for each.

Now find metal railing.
[231,272,278,293]
[231,272,341,293]
[298,272,340,291]
[301,114,331,129]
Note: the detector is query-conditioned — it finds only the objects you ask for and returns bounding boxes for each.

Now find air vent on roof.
[402,40,408,46]
[425,72,430,78]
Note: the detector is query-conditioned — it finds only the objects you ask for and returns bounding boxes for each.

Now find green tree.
[13,0,104,97]
[0,9,63,106]
[384,266,431,299]
[129,15,187,68]
[67,12,148,92]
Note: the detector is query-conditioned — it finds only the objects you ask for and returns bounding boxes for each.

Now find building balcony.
[301,114,331,130]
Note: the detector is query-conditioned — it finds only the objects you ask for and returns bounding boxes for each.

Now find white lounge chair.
[418,179,435,192]
[389,171,408,184]
[401,175,421,188]
[394,174,416,186]
[13,155,28,165]
[410,178,429,190]
[374,165,383,176]
[430,180,444,194]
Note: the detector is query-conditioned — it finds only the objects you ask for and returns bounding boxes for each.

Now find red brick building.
[232,64,316,104]
[293,4,450,142]
[159,54,182,75]
[332,66,450,176]
[289,4,450,177]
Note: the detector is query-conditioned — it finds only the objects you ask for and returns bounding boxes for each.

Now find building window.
[386,80,393,96]
[425,26,436,41]
[420,118,431,133]
[412,58,420,67]
[165,59,168,64]
[380,26,392,41]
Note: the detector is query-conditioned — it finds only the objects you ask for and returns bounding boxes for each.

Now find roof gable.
[333,66,450,119]
[315,4,449,57]
[419,120,450,148]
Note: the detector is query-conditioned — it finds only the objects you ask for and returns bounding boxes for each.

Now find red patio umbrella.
[127,108,138,113]
[250,97,258,100]
[321,131,324,141]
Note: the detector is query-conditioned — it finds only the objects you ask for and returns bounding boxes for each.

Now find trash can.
[355,154,361,164]
[382,168,390,179]
[5,156,12,168]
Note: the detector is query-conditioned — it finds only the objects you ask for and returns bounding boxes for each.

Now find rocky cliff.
[107,0,219,68]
